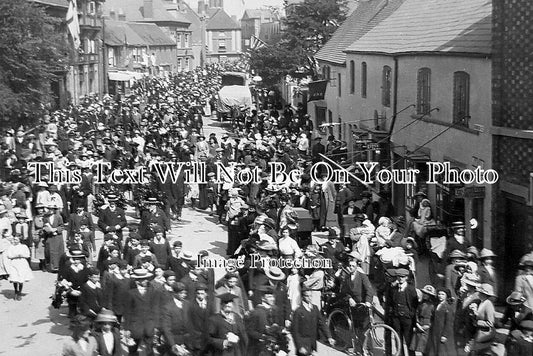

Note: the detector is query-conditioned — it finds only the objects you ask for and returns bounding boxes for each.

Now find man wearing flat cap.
[385,268,418,356]
[97,195,127,248]
[292,286,335,355]
[161,282,192,356]
[209,293,248,356]
[139,198,170,241]
[188,283,213,356]
[247,285,289,355]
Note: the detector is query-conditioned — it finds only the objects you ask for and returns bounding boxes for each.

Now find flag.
[66,0,80,48]
[308,80,328,101]
[250,35,267,50]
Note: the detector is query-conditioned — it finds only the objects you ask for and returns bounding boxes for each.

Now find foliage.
[248,0,348,85]
[0,0,69,123]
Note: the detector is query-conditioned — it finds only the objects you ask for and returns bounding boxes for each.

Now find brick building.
[492,0,533,294]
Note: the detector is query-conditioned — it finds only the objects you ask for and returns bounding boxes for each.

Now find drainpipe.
[389,56,399,207]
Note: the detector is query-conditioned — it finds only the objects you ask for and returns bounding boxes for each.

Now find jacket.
[292,303,331,352]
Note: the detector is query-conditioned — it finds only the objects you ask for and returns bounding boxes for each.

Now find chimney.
[144,0,153,18]
[118,8,126,21]
[198,0,205,14]
[109,8,116,20]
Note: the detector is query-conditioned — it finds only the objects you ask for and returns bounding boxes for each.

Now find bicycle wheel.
[327,309,353,351]
[363,323,402,356]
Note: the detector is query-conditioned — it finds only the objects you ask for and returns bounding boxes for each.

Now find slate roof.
[241,9,278,21]
[103,0,190,24]
[206,8,240,30]
[104,21,146,46]
[127,22,176,46]
[345,0,492,55]
[31,0,68,8]
[315,0,405,65]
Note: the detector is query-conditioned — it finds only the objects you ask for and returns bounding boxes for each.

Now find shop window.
[177,33,182,48]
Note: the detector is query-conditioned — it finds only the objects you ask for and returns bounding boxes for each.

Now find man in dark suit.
[79,267,104,319]
[123,268,161,356]
[102,259,131,324]
[292,286,335,355]
[97,194,127,248]
[188,283,213,356]
[209,293,248,356]
[59,249,90,317]
[247,285,289,355]
[339,251,375,351]
[161,282,192,355]
[93,310,123,356]
[139,198,170,240]
[385,268,418,356]
[311,137,325,163]
[168,241,190,281]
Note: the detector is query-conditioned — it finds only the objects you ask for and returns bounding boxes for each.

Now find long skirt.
[45,235,65,271]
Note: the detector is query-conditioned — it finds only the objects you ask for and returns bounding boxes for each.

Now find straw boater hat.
[179,251,195,261]
[348,250,362,261]
[265,267,286,281]
[94,310,118,324]
[67,249,86,259]
[130,268,153,279]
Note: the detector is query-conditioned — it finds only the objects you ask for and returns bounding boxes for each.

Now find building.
[492,0,533,294]
[205,8,242,63]
[33,0,106,105]
[163,0,203,69]
[103,0,193,70]
[241,8,279,50]
[315,0,493,256]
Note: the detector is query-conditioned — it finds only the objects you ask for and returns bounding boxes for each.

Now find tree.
[0,0,69,123]
[248,0,348,85]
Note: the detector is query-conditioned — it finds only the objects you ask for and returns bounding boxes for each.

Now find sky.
[183,0,285,20]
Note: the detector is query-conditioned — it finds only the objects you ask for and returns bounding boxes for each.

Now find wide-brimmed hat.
[466,246,480,258]
[15,211,28,219]
[477,283,496,297]
[179,251,194,261]
[348,250,362,261]
[414,191,427,197]
[265,267,286,281]
[395,268,410,277]
[480,248,497,259]
[67,249,86,259]
[218,292,239,304]
[130,268,153,279]
[462,273,481,287]
[421,285,437,297]
[506,291,526,306]
[451,221,466,229]
[519,253,533,269]
[94,310,118,324]
[145,197,159,204]
[449,250,467,259]
[107,194,119,202]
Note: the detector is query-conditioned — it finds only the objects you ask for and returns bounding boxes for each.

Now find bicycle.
[326,299,402,356]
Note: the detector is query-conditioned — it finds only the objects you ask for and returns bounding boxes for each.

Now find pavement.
[0,116,345,356]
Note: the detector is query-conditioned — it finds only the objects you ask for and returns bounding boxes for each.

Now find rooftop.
[345,0,492,55]
[206,8,240,31]
[315,0,405,65]
[103,0,190,24]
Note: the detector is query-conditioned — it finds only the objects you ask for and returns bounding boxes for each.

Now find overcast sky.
[184,0,285,20]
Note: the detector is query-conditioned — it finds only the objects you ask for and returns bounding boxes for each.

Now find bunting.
[66,0,81,48]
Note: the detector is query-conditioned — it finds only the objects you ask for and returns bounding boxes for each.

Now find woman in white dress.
[5,234,33,300]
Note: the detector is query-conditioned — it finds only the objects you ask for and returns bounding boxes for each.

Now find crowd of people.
[0,61,532,356]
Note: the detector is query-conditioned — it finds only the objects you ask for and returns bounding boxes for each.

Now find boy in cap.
[97,194,127,248]
[93,310,122,356]
[160,282,192,356]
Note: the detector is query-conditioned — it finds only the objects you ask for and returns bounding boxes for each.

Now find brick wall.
[492,0,533,297]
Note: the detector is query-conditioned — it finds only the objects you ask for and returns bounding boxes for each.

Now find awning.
[108,71,133,81]
[308,80,328,101]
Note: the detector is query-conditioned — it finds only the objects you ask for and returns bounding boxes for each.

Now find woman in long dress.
[5,235,33,300]
[426,288,457,356]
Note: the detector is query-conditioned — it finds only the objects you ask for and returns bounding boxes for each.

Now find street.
[0,116,345,356]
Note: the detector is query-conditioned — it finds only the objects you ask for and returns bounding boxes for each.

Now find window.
[185,57,190,70]
[184,34,190,47]
[453,71,470,126]
[323,65,330,80]
[218,39,226,51]
[108,47,114,66]
[361,62,367,98]
[337,73,342,97]
[176,33,182,48]
[417,68,431,115]
[349,60,355,94]
[219,31,226,38]
[88,1,95,15]
[177,58,182,71]
[382,65,392,107]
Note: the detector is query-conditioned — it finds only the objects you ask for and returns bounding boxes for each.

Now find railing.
[79,14,102,28]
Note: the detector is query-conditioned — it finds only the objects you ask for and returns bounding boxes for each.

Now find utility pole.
[200,6,206,67]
